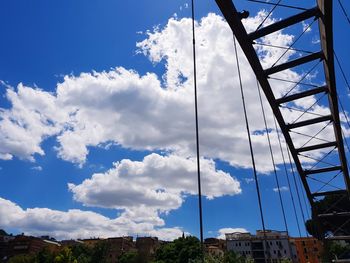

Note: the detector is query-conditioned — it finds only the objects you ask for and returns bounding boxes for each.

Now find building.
[60,239,85,247]
[204,238,226,257]
[106,236,136,262]
[226,230,298,263]
[7,235,60,258]
[0,233,15,261]
[136,237,159,261]
[290,237,323,263]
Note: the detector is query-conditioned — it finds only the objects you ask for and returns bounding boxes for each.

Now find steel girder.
[215,0,350,234]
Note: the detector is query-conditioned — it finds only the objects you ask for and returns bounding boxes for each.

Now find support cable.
[191,0,204,260]
[299,120,332,149]
[307,176,343,191]
[338,97,350,129]
[253,42,313,54]
[290,130,331,144]
[334,51,350,94]
[315,171,342,194]
[298,175,311,219]
[286,146,309,236]
[281,105,324,118]
[268,76,318,88]
[271,18,317,68]
[291,93,327,124]
[255,0,283,31]
[273,116,302,236]
[233,36,268,263]
[256,79,290,236]
[247,0,307,11]
[337,0,350,27]
[281,60,322,98]
[307,147,337,171]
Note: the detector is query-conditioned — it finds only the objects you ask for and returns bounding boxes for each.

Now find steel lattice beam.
[215,0,350,227]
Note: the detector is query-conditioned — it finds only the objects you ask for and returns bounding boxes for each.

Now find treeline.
[7,236,252,263]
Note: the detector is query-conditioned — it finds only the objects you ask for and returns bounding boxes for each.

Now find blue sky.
[0,0,350,241]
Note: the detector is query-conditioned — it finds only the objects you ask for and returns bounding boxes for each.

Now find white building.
[226,230,298,263]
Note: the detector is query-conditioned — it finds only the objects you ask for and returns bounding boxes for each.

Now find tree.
[8,254,35,263]
[35,247,55,263]
[305,194,350,238]
[155,236,202,263]
[322,241,350,262]
[54,247,77,263]
[222,251,245,263]
[118,251,141,263]
[89,241,110,263]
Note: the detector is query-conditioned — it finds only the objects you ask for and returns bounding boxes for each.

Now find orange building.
[290,237,323,263]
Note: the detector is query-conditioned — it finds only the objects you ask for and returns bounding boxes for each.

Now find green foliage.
[322,241,350,262]
[222,251,245,263]
[155,236,202,263]
[89,241,110,263]
[35,247,55,263]
[53,247,77,263]
[8,254,35,263]
[118,251,141,263]
[0,229,8,236]
[306,194,350,238]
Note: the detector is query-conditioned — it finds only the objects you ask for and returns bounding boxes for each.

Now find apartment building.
[226,230,298,263]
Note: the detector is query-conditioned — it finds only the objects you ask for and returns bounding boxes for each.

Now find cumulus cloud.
[69,153,241,216]
[0,13,338,172]
[0,197,184,241]
[217,227,248,239]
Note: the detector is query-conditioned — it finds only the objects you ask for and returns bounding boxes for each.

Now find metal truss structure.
[215,0,350,238]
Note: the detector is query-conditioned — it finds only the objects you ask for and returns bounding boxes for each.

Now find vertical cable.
[256,80,289,233]
[233,36,268,263]
[191,0,204,260]
[273,117,302,237]
[256,79,293,258]
[286,142,309,237]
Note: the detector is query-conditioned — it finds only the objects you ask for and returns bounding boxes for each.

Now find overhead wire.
[233,35,268,263]
[190,0,204,260]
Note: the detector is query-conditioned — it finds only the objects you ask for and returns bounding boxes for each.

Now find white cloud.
[244,178,255,184]
[302,21,312,33]
[0,13,346,172]
[217,227,248,239]
[69,153,241,215]
[31,166,43,171]
[0,197,184,241]
[273,186,289,192]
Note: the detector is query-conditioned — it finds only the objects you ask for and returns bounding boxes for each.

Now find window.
[304,248,307,253]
